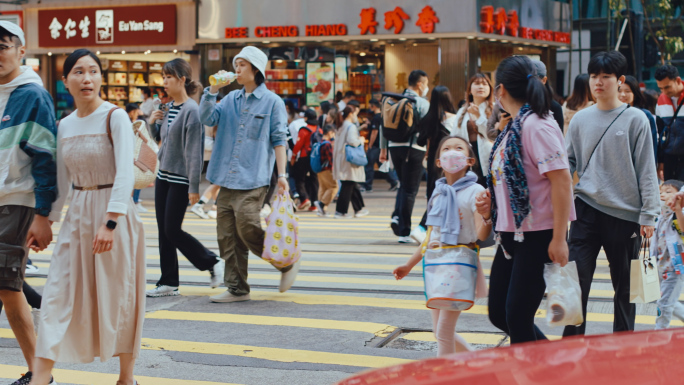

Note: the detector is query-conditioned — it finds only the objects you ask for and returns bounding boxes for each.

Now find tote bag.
[421,228,479,311]
[630,238,661,303]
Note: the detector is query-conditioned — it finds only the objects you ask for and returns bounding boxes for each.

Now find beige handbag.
[106,108,160,189]
[630,238,661,303]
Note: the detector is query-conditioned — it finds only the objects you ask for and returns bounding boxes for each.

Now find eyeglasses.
[0,45,14,52]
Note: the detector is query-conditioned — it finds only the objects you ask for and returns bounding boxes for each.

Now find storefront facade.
[197,0,571,108]
[21,0,197,117]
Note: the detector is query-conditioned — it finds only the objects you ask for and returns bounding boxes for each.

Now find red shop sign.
[38,4,176,48]
[480,6,570,43]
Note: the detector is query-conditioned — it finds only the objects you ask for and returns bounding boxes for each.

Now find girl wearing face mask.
[475,55,575,344]
[452,73,494,186]
[393,136,491,356]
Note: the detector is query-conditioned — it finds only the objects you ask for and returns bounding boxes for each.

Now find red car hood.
[337,328,684,385]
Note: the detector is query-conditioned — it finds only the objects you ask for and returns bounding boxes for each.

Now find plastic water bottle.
[152,96,163,125]
[209,71,236,86]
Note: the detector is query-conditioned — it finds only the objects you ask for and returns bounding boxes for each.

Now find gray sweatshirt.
[566,104,660,226]
[157,98,205,194]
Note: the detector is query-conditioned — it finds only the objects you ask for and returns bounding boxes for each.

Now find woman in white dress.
[452,73,494,186]
[30,50,146,385]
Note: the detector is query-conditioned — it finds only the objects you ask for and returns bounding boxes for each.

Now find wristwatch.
[35,207,50,217]
[278,173,289,179]
[106,220,118,231]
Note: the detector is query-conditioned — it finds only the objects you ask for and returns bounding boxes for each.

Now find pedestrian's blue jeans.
[656,271,684,329]
[133,189,141,204]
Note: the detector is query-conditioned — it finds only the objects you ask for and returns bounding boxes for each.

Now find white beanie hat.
[0,21,24,46]
[233,46,267,77]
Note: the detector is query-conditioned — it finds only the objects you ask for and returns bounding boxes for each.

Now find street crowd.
[1,19,684,385]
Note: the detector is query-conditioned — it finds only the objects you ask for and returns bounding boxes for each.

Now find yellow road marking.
[0,328,409,369]
[0,364,238,385]
[402,332,562,344]
[147,310,396,337]
[139,338,411,368]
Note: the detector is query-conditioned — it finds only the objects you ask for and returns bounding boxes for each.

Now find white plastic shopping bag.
[544,261,583,327]
[262,191,301,269]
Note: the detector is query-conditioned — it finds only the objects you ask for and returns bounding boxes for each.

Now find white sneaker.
[398,236,416,244]
[334,212,352,219]
[260,204,272,218]
[279,260,301,293]
[135,203,148,213]
[210,291,251,303]
[146,285,180,297]
[410,226,427,244]
[354,209,370,218]
[208,209,217,219]
[191,203,209,219]
[210,259,224,289]
[25,263,40,276]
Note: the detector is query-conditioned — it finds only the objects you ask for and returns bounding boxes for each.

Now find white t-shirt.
[427,183,485,247]
[338,100,347,111]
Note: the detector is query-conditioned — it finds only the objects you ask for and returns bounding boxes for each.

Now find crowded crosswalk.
[0,181,669,385]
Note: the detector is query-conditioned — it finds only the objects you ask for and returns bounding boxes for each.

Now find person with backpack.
[30,49,145,385]
[655,65,684,181]
[312,125,337,216]
[291,108,320,211]
[145,59,223,298]
[362,98,398,192]
[563,51,659,338]
[380,69,431,243]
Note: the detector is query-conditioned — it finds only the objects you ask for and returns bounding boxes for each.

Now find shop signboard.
[38,5,176,48]
[477,0,571,42]
[306,62,334,106]
[199,0,477,39]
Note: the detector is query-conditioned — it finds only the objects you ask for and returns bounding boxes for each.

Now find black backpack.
[381,92,420,143]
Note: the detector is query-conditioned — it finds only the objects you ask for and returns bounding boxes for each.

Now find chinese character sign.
[416,6,439,34]
[38,5,176,48]
[384,7,409,34]
[479,5,570,44]
[358,8,378,35]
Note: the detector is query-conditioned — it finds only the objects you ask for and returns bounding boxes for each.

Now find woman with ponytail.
[146,58,223,298]
[475,55,575,344]
[332,106,369,218]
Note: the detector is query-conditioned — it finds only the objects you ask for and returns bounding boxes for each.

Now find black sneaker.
[11,372,57,385]
[390,216,400,235]
[389,184,399,192]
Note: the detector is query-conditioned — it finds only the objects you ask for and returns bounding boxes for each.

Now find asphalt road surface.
[0,180,668,385]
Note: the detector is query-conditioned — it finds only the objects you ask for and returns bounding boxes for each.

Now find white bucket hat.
[0,21,24,46]
[233,46,267,77]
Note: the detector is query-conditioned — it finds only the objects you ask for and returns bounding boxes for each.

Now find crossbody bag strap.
[662,101,684,146]
[580,105,629,177]
[105,107,120,146]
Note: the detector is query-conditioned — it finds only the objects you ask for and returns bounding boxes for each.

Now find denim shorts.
[0,205,34,292]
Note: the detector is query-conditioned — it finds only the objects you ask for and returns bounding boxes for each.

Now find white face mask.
[422,85,429,97]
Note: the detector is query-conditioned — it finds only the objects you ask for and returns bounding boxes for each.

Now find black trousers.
[293,156,318,203]
[389,146,426,236]
[336,181,364,215]
[563,198,640,337]
[489,230,553,344]
[663,154,684,181]
[155,178,219,287]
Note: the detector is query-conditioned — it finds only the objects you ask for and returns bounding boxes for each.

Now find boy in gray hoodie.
[563,51,659,337]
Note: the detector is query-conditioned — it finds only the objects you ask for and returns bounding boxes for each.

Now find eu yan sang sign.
[38,4,176,48]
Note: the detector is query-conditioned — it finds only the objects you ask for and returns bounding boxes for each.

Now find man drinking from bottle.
[199,46,299,303]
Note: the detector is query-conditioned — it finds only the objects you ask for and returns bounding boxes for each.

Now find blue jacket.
[199,83,287,190]
[0,68,57,217]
